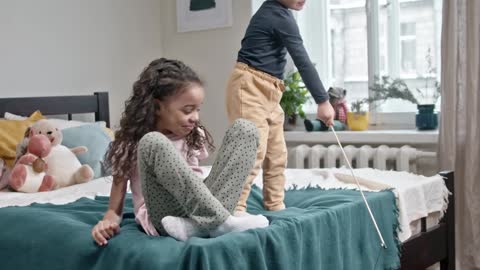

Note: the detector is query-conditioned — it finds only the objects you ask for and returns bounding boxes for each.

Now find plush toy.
[0,159,9,190]
[8,119,94,193]
[303,87,350,132]
[303,118,347,132]
[328,87,348,125]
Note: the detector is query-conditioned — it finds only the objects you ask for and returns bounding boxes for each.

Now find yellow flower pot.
[347,112,369,131]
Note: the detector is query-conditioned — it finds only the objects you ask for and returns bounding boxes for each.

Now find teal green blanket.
[0,186,400,270]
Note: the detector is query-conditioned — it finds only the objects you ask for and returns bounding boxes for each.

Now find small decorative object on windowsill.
[304,87,348,132]
[280,70,310,131]
[416,104,438,130]
[347,99,369,131]
[304,119,347,131]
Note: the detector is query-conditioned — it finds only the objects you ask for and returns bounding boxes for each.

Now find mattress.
[0,167,449,242]
[0,179,401,270]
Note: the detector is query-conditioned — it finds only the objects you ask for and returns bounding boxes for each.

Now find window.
[400,22,417,74]
[329,0,368,103]
[295,0,442,117]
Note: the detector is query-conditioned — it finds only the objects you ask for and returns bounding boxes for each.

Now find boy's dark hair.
[105,58,214,182]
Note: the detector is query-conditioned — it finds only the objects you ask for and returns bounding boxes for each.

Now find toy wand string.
[330,126,387,249]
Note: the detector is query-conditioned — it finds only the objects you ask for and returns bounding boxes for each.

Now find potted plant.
[345,76,418,131]
[368,49,440,130]
[347,99,370,131]
[413,49,441,130]
[369,75,440,130]
[280,70,310,130]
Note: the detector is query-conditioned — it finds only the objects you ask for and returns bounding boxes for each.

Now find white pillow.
[4,112,27,120]
[4,112,106,130]
[47,119,106,130]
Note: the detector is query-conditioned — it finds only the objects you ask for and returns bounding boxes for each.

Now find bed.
[0,92,455,270]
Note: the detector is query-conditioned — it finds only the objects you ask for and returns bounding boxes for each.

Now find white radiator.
[288,144,436,173]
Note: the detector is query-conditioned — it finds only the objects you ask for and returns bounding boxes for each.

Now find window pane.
[379,0,442,112]
[379,23,387,74]
[401,22,416,35]
[400,0,439,76]
[330,0,365,6]
[401,39,416,73]
[298,0,442,115]
[330,0,368,104]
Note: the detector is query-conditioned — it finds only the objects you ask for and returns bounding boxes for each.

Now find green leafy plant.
[368,75,419,105]
[414,48,441,104]
[281,70,310,119]
[368,49,441,106]
[350,99,369,114]
[414,80,440,105]
[369,75,440,106]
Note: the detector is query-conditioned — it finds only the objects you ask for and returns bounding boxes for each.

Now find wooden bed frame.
[0,92,110,127]
[400,171,455,270]
[0,92,454,269]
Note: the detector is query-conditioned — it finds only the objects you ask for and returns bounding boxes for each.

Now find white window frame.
[294,0,442,127]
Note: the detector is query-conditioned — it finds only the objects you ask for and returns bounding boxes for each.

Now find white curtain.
[439,0,480,269]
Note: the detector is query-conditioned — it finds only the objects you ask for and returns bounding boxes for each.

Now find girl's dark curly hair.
[105,58,214,182]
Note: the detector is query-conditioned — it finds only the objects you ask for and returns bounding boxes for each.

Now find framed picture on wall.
[176,0,233,32]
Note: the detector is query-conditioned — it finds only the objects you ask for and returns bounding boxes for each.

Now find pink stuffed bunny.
[9,134,55,192]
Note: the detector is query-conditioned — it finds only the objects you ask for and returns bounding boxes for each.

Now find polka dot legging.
[137,119,259,235]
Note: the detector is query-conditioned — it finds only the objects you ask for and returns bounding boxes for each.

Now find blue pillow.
[61,124,112,178]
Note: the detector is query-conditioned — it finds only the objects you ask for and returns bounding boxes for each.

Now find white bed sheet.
[250,167,449,242]
[0,176,113,208]
[0,167,449,242]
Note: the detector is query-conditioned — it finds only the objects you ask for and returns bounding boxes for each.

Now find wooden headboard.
[0,92,110,127]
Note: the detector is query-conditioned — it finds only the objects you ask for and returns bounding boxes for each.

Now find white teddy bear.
[8,119,94,193]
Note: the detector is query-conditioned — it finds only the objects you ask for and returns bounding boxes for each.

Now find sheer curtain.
[438,0,480,269]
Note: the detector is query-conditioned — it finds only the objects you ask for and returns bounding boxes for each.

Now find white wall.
[0,0,254,164]
[160,0,252,163]
[0,0,164,127]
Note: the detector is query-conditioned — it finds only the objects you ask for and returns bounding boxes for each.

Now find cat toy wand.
[330,126,387,249]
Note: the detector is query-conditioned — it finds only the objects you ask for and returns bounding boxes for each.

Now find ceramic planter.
[416,104,438,130]
[347,112,369,131]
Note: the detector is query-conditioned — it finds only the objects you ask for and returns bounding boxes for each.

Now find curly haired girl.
[92,58,268,244]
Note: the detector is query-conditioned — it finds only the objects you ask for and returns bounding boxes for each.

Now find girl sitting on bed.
[91,58,269,245]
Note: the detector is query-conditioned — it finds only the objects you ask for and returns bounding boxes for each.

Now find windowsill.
[285,129,438,145]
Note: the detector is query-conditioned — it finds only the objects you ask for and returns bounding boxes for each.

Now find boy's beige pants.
[225,62,287,211]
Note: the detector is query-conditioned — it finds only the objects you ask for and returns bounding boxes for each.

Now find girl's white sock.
[209,214,269,238]
[161,216,207,241]
[233,210,252,217]
[162,214,270,241]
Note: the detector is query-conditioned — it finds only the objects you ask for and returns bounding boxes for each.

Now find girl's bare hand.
[92,219,120,246]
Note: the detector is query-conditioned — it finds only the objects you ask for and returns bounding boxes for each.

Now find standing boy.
[226,0,335,212]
